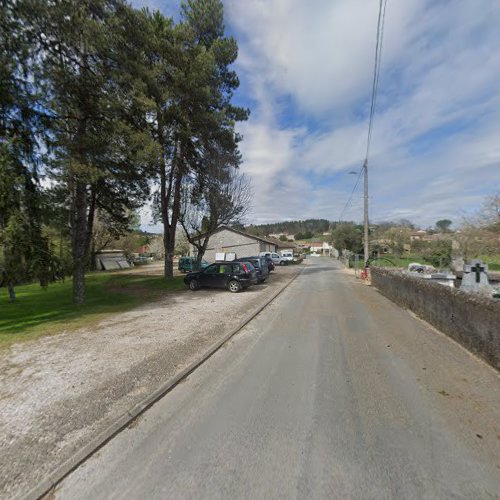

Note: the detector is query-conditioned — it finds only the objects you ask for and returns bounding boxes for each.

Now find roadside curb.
[22,265,305,500]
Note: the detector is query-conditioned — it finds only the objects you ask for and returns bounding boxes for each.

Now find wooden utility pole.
[363,159,369,265]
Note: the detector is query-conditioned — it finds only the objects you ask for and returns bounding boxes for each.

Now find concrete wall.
[200,228,263,262]
[260,241,276,253]
[371,267,500,371]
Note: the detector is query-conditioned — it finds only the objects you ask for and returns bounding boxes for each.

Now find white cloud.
[227,0,426,116]
[133,0,500,229]
[227,0,500,227]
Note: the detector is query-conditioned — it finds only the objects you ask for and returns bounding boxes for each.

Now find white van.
[259,251,288,266]
[281,251,294,262]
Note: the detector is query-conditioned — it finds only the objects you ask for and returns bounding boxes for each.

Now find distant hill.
[235,219,333,237]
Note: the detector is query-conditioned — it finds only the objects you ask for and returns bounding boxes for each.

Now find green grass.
[349,255,414,268]
[366,255,426,268]
[478,255,500,271]
[0,273,185,347]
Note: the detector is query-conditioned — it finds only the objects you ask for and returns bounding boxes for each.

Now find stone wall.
[371,267,500,371]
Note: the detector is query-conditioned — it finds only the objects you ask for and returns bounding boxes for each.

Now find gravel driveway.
[0,265,303,498]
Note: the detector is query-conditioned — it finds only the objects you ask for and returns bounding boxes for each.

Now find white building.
[190,226,278,262]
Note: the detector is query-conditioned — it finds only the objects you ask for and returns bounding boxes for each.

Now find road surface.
[56,259,500,499]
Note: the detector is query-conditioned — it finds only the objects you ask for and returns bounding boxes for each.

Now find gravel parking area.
[0,265,303,498]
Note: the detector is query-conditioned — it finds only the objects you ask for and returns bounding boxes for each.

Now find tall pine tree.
[23,0,156,303]
[0,0,57,300]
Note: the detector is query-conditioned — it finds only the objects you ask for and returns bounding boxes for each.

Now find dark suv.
[234,256,269,283]
[184,262,258,293]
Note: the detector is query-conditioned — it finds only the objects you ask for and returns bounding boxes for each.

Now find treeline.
[1,0,248,304]
[242,219,332,237]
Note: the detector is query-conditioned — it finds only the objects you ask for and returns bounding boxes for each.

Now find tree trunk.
[161,139,183,280]
[89,238,97,272]
[7,281,16,302]
[160,136,170,279]
[67,43,92,304]
[165,233,175,278]
[71,179,88,305]
[72,263,85,305]
[162,228,172,279]
[7,282,16,302]
[165,157,183,278]
[159,121,173,280]
[194,238,209,270]
[85,186,97,270]
[86,187,97,272]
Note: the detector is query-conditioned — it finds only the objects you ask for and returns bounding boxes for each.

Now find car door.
[258,258,269,277]
[215,263,232,288]
[249,259,261,279]
[199,263,219,287]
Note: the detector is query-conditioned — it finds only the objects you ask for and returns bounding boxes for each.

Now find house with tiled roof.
[266,237,298,254]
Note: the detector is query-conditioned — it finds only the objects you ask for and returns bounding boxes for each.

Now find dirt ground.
[120,261,180,276]
[0,264,303,498]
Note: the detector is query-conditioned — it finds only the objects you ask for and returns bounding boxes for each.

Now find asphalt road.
[56,259,500,499]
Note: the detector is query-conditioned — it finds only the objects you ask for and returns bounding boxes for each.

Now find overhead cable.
[337,0,388,222]
[366,0,388,161]
[338,168,364,221]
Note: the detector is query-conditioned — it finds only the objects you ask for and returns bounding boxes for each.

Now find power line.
[338,0,388,224]
[363,0,388,263]
[363,0,388,262]
[366,0,388,160]
[338,169,363,221]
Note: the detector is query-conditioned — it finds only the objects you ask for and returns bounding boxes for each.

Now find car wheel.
[280,260,286,266]
[228,280,241,293]
[189,279,199,291]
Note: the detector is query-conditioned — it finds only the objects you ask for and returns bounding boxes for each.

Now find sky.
[133,0,500,232]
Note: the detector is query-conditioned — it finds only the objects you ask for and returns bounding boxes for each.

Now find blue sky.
[134,0,500,230]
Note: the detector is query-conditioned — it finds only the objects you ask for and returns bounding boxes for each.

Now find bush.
[422,240,452,269]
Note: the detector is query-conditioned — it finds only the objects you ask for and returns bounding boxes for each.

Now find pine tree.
[23,0,156,303]
[0,0,58,300]
[144,0,248,279]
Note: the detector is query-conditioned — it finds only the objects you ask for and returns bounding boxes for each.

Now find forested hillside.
[240,219,333,237]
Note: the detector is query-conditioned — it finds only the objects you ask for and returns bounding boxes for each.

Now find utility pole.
[363,159,369,265]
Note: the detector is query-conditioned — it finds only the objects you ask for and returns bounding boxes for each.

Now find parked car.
[234,256,269,283]
[259,251,288,266]
[259,255,274,272]
[178,256,210,273]
[281,251,294,262]
[184,262,258,293]
[132,255,153,264]
[266,256,275,272]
